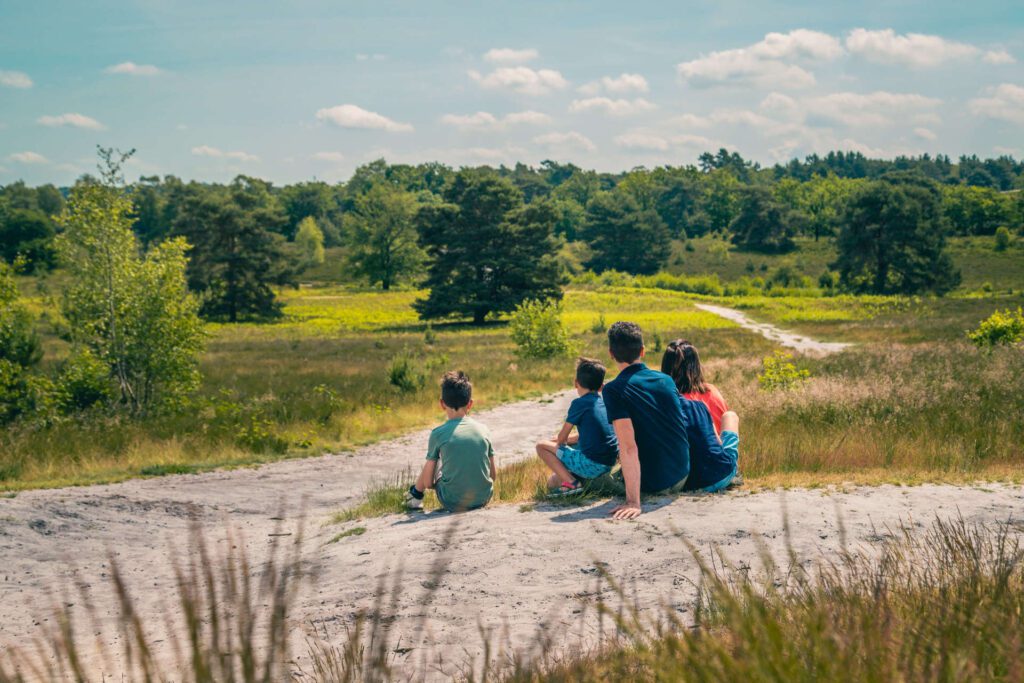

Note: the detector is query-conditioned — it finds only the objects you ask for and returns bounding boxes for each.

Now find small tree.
[994,226,1011,252]
[56,148,205,413]
[345,184,424,290]
[509,299,574,359]
[295,216,326,268]
[968,308,1024,348]
[833,174,961,295]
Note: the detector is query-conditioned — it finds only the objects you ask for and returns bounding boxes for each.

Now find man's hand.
[610,501,641,520]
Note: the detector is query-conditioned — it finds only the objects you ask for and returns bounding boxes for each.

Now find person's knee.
[721,411,739,433]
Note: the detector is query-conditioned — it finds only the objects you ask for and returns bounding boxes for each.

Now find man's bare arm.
[610,418,642,519]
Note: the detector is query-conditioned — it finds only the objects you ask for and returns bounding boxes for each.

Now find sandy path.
[695,303,851,355]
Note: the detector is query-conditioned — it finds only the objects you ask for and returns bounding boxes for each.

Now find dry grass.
[4,512,1022,682]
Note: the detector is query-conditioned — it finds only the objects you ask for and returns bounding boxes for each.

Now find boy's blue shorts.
[557,445,613,480]
[700,430,740,493]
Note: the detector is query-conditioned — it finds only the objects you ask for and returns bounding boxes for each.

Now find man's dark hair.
[575,357,606,391]
[607,321,644,363]
[440,370,472,409]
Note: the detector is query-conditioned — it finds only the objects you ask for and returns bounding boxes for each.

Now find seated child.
[661,342,740,492]
[535,357,619,495]
[661,339,730,434]
[405,370,496,512]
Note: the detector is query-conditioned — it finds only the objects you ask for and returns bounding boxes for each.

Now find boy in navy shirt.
[535,358,619,495]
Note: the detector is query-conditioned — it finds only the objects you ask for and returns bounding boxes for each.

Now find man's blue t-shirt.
[601,363,690,492]
[566,392,619,466]
[678,397,735,490]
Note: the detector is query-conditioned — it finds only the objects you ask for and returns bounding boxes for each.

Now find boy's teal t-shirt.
[426,416,494,511]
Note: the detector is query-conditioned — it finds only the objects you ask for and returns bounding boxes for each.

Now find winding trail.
[1,306,1017,680]
[696,303,851,355]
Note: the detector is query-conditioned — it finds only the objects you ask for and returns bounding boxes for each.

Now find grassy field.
[3,237,1024,493]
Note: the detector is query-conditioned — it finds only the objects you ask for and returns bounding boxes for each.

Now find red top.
[682,384,729,434]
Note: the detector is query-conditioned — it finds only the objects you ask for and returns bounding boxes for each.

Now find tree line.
[2,150,1023,322]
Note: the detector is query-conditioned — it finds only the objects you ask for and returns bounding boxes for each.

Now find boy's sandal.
[549,480,585,498]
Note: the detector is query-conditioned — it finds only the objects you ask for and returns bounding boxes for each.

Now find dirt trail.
[1,318,1017,679]
[695,303,851,355]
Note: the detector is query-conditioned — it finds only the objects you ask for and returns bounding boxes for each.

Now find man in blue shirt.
[601,321,690,519]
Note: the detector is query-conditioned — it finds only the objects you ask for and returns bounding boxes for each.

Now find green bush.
[387,352,427,393]
[994,226,1011,252]
[0,359,52,425]
[758,350,811,391]
[56,347,113,414]
[509,299,574,359]
[968,308,1024,348]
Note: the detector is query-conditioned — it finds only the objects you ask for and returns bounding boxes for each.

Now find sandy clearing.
[695,303,851,355]
[1,315,1017,679]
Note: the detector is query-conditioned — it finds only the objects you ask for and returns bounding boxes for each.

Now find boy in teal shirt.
[405,370,496,512]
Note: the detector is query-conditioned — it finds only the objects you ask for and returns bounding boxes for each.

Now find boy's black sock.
[408,484,424,500]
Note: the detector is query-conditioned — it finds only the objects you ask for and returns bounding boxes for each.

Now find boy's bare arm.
[554,421,574,446]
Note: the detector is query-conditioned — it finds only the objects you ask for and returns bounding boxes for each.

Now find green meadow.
[3,233,1023,492]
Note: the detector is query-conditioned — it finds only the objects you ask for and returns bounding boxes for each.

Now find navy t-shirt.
[678,397,735,490]
[601,363,690,492]
[566,392,619,466]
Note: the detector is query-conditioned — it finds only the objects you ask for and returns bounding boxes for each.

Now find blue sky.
[1,0,1022,185]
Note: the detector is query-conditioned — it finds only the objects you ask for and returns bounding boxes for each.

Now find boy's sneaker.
[727,471,744,489]
[404,485,424,510]
[548,480,585,498]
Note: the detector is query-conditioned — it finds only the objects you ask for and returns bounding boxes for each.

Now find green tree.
[0,260,45,424]
[799,174,856,241]
[56,148,205,413]
[0,207,55,269]
[295,216,326,268]
[345,184,425,290]
[700,169,740,234]
[172,179,296,321]
[415,172,563,324]
[279,181,342,245]
[833,173,961,295]
[581,189,671,274]
[730,186,797,253]
[941,185,1014,235]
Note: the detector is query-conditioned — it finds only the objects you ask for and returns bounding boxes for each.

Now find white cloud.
[9,151,49,164]
[315,104,413,132]
[804,91,941,126]
[613,132,670,151]
[914,127,937,141]
[983,49,1016,65]
[0,70,32,88]
[468,67,568,95]
[677,29,842,89]
[578,73,649,95]
[613,130,726,153]
[569,97,656,116]
[440,110,551,130]
[37,113,105,130]
[968,84,1024,125]
[311,151,345,163]
[671,113,713,128]
[845,29,979,67]
[356,53,386,61]
[533,131,596,152]
[483,48,538,64]
[105,61,162,76]
[191,145,259,162]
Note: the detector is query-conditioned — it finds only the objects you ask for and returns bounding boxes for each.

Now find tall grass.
[3,514,1020,681]
[0,518,304,682]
